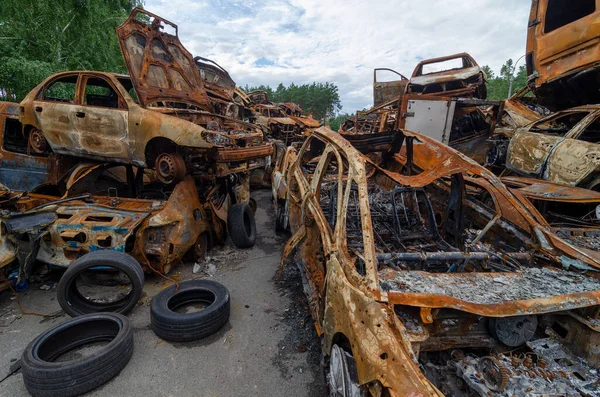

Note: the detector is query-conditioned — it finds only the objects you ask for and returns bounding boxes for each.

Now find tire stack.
[18,250,231,396]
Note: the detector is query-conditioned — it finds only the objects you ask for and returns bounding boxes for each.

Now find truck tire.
[151,279,230,342]
[21,313,133,397]
[227,202,256,248]
[57,251,144,317]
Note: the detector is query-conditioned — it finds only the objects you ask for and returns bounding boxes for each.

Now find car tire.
[151,279,230,342]
[275,199,289,233]
[21,313,133,397]
[57,251,144,317]
[227,202,256,248]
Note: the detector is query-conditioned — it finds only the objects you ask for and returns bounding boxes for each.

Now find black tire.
[57,251,144,317]
[21,313,133,397]
[275,199,289,233]
[151,279,230,342]
[227,202,256,248]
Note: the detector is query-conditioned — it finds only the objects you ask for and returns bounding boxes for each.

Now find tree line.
[243,82,342,121]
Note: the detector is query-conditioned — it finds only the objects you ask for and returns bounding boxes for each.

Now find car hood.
[116,8,213,112]
[270,117,297,126]
[290,115,320,128]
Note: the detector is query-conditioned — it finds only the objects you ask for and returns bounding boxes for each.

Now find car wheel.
[57,251,144,317]
[227,202,256,248]
[28,128,49,154]
[275,199,290,233]
[151,279,230,342]
[155,152,186,184]
[21,313,133,397]
[327,345,366,397]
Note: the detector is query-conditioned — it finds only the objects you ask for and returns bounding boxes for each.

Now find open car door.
[116,8,213,112]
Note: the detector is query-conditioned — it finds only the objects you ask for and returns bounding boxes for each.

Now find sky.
[144,0,531,113]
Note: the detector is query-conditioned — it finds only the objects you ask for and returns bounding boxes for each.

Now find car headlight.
[202,131,232,146]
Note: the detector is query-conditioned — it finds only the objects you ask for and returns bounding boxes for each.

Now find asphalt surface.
[0,190,324,397]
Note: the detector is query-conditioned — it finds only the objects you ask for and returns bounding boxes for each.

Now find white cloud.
[145,0,530,112]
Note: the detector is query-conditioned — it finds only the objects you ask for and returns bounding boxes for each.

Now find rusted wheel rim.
[155,153,186,184]
[29,129,48,153]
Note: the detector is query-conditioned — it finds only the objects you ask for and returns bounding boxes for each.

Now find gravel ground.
[0,190,325,397]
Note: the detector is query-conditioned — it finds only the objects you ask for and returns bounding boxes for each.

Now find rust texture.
[407,53,487,99]
[496,105,600,189]
[278,126,600,396]
[526,0,600,110]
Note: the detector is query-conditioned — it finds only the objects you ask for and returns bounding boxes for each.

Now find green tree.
[327,112,354,131]
[483,59,527,100]
[0,0,143,101]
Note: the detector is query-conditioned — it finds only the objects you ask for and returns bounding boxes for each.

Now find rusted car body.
[0,102,77,190]
[248,90,318,142]
[499,105,600,189]
[485,87,545,170]
[278,102,320,131]
[340,94,502,165]
[6,8,272,185]
[0,165,214,275]
[251,102,299,140]
[526,0,600,110]
[407,53,487,99]
[373,68,409,107]
[278,126,600,396]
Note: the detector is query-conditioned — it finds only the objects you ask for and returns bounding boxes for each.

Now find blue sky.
[145,0,531,113]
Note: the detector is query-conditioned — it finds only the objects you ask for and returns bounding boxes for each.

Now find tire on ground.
[227,202,256,248]
[21,313,133,397]
[151,279,230,342]
[57,251,144,317]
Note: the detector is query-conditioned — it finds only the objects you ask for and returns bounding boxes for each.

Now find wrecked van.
[279,127,600,396]
[526,0,600,110]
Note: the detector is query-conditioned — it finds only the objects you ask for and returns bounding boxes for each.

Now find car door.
[545,110,600,186]
[32,73,81,154]
[507,110,593,177]
[71,74,130,161]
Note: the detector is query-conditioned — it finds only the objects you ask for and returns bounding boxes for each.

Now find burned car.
[278,126,600,396]
[495,105,600,189]
[248,90,317,142]
[406,53,487,99]
[340,54,498,165]
[0,163,212,277]
[251,101,299,141]
[278,102,320,132]
[339,94,502,165]
[4,9,272,186]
